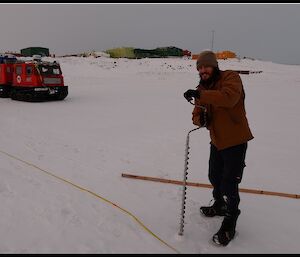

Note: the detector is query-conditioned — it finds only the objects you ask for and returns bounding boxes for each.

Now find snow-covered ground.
[0,56,300,253]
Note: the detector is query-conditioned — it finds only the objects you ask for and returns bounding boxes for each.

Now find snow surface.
[1,56,300,254]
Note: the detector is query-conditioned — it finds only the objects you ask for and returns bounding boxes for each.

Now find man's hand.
[183,89,200,102]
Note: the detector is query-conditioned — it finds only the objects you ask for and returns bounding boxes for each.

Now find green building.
[105,46,184,59]
[20,47,50,57]
[134,46,184,58]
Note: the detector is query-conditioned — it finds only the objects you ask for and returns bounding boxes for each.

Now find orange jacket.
[192,70,254,150]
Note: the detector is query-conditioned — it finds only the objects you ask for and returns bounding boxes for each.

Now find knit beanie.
[196,50,218,70]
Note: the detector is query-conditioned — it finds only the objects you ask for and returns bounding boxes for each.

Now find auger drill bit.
[178,127,200,236]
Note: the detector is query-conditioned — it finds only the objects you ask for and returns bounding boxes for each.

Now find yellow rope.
[34,63,46,87]
[0,149,180,254]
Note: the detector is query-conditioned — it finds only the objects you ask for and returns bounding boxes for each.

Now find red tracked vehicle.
[0,54,17,97]
[10,55,68,102]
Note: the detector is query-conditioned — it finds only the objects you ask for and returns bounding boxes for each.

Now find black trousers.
[208,142,248,214]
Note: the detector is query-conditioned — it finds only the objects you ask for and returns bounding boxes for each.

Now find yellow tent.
[192,50,236,60]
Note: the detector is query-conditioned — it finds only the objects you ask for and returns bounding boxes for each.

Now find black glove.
[183,89,200,102]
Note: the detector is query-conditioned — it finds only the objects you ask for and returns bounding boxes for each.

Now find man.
[183,50,254,246]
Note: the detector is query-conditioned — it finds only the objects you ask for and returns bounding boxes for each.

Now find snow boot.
[200,199,228,217]
[212,209,241,246]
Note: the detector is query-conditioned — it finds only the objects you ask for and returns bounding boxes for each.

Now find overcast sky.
[0,3,300,65]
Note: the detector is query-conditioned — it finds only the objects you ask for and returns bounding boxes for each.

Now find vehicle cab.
[11,55,68,101]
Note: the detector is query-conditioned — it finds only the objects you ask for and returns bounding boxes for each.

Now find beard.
[199,67,220,88]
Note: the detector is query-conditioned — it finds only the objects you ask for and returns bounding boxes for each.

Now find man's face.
[198,65,214,81]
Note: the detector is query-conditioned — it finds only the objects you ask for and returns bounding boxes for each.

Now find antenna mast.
[211,30,215,51]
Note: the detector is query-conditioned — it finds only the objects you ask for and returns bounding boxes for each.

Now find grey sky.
[0,3,299,65]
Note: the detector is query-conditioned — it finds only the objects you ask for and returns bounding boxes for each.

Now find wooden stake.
[121,173,300,199]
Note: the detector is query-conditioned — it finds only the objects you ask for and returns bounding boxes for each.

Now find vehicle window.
[26,66,32,76]
[38,65,61,75]
[42,67,49,73]
[16,66,22,75]
[6,67,11,73]
[53,68,60,75]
